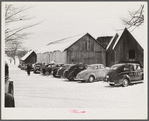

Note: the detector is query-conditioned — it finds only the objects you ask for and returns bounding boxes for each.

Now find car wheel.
[88,76,95,83]
[122,78,129,87]
[68,77,74,81]
[109,84,115,86]
[53,73,56,77]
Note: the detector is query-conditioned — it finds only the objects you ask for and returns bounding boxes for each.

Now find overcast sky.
[3,2,147,51]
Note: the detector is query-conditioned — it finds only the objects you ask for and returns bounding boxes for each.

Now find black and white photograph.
[2,1,148,119]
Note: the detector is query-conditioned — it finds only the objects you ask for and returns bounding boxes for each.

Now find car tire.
[68,77,74,81]
[109,84,115,86]
[122,78,129,87]
[88,76,95,83]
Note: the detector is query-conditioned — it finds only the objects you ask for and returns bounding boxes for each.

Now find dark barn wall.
[66,34,106,65]
[107,29,143,67]
[106,34,119,67]
[96,36,113,49]
[24,52,37,64]
[114,29,143,67]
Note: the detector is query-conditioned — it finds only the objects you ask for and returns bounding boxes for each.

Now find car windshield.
[110,64,124,70]
[87,65,98,69]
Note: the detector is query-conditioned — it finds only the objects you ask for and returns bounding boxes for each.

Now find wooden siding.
[49,51,67,64]
[106,28,143,67]
[66,34,106,65]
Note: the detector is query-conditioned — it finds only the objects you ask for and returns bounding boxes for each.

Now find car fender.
[115,74,131,85]
[88,73,96,79]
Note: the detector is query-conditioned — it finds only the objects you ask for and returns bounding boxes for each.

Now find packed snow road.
[8,65,147,119]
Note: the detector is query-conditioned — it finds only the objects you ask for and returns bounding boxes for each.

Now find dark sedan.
[64,63,87,81]
[52,64,64,77]
[33,63,42,73]
[104,63,143,87]
[45,63,55,75]
[56,64,74,78]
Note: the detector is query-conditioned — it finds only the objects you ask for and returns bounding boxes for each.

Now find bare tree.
[5,40,23,64]
[5,4,41,43]
[16,49,28,59]
[5,4,41,64]
[121,5,144,31]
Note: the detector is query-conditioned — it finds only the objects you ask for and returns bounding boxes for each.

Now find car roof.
[112,63,140,67]
[88,64,104,66]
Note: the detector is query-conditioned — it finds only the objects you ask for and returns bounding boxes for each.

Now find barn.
[106,28,143,67]
[20,50,37,64]
[37,33,106,65]
[96,36,113,49]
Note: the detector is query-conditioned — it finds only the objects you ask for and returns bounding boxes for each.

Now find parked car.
[76,64,109,83]
[20,64,27,70]
[104,63,144,87]
[33,62,42,73]
[64,63,87,81]
[5,62,15,107]
[52,63,64,77]
[18,64,21,68]
[56,64,74,78]
[45,63,55,75]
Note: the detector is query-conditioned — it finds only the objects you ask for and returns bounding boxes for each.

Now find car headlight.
[106,75,109,78]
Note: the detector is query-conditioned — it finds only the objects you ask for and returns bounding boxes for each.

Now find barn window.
[129,50,135,59]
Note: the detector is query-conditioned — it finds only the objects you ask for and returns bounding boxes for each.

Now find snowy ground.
[3,65,147,119]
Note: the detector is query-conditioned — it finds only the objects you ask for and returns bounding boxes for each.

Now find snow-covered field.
[3,65,147,119]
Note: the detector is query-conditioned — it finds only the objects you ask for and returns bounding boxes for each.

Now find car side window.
[95,66,98,69]
[124,65,134,71]
[79,66,83,69]
[129,65,134,71]
[100,65,104,69]
[136,65,141,70]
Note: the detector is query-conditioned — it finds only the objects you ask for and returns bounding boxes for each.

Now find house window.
[129,50,135,59]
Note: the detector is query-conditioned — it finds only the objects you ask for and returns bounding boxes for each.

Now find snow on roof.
[112,29,125,50]
[112,27,144,50]
[21,50,34,61]
[37,33,86,53]
[106,33,118,50]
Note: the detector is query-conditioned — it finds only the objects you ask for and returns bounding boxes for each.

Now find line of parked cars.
[19,61,144,87]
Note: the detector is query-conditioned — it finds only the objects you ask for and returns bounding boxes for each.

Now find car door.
[135,65,143,81]
[98,65,106,78]
[124,64,136,81]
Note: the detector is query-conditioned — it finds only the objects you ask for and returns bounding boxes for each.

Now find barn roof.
[21,50,34,61]
[112,29,125,50]
[106,33,119,50]
[37,33,88,53]
[106,28,128,50]
[106,28,143,51]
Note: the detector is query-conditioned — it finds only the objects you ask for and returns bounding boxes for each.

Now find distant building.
[20,50,37,64]
[106,28,143,67]
[37,33,106,65]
